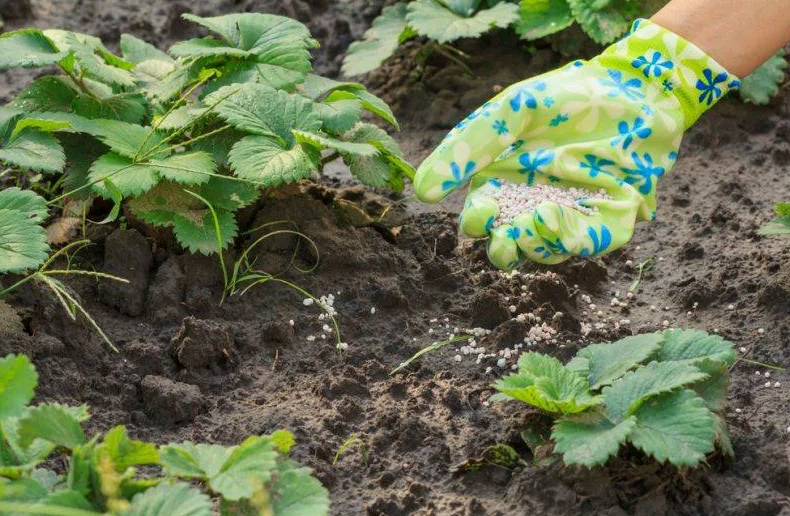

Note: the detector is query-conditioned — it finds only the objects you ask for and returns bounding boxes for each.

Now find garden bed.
[2,1,790,515]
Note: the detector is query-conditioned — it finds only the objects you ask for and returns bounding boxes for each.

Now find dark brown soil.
[3,2,790,516]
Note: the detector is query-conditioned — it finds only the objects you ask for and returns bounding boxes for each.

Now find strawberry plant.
[342,0,519,76]
[0,353,330,515]
[0,12,413,255]
[493,330,736,467]
[758,202,790,237]
[343,1,786,105]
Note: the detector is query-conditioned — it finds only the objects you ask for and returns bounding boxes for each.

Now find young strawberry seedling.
[758,202,790,237]
[0,353,330,515]
[493,329,736,467]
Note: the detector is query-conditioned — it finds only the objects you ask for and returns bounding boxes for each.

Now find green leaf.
[10,119,72,140]
[711,413,734,458]
[658,329,736,365]
[173,210,238,255]
[81,119,165,159]
[494,353,601,414]
[191,128,245,166]
[160,442,232,479]
[758,216,790,236]
[566,0,629,44]
[299,74,364,100]
[197,176,259,212]
[38,490,95,510]
[340,123,412,189]
[351,89,400,129]
[59,31,136,88]
[0,355,38,420]
[177,13,314,89]
[0,209,49,273]
[150,151,215,185]
[293,130,378,157]
[406,0,519,44]
[777,202,790,217]
[272,462,331,516]
[211,83,321,146]
[88,152,160,198]
[161,437,278,500]
[124,483,212,516]
[316,94,363,135]
[0,30,67,69]
[553,413,637,467]
[739,50,787,105]
[440,0,480,16]
[692,360,729,413]
[629,390,715,466]
[120,33,173,64]
[0,107,23,142]
[170,38,253,59]
[98,425,160,471]
[155,106,209,131]
[574,333,663,389]
[0,187,48,221]
[228,135,318,186]
[602,361,708,422]
[72,93,148,124]
[17,404,86,449]
[264,430,296,455]
[515,0,575,40]
[8,77,78,112]
[0,129,66,173]
[341,3,412,77]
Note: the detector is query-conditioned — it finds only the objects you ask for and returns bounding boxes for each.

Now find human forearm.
[652,0,790,77]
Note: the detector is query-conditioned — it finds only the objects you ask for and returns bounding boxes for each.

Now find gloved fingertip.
[460,195,500,238]
[413,161,446,203]
[487,225,523,270]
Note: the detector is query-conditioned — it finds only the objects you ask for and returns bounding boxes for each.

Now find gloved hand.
[414,19,739,269]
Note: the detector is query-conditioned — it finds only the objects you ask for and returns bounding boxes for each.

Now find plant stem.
[390,334,472,375]
[321,151,340,167]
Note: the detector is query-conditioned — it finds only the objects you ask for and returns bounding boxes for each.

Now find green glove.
[414,19,739,269]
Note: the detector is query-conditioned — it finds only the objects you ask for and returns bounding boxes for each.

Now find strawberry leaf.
[515,0,575,40]
[228,135,319,186]
[739,50,787,105]
[553,413,636,467]
[494,353,601,414]
[573,333,663,389]
[161,437,278,500]
[0,355,38,420]
[211,83,321,146]
[0,29,67,69]
[658,329,736,365]
[602,361,708,422]
[17,404,86,449]
[341,3,413,77]
[566,0,629,44]
[629,390,715,466]
[0,128,66,173]
[406,0,519,44]
[88,152,160,198]
[125,483,212,516]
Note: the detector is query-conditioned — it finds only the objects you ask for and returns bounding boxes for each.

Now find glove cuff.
[598,18,741,130]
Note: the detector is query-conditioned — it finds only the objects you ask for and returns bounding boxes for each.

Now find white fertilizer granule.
[488,183,611,225]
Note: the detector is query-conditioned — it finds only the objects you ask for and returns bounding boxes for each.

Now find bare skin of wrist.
[651,0,790,77]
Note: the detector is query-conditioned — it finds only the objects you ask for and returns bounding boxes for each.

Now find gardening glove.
[414,19,740,269]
